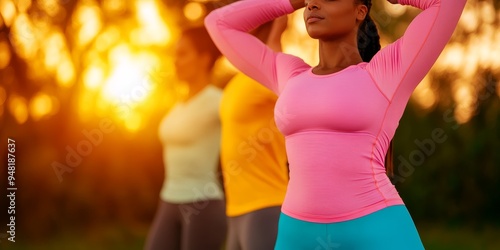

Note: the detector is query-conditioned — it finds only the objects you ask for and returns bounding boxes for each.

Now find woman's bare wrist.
[289,0,305,10]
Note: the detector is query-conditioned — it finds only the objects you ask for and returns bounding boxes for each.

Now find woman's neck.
[314,33,363,75]
[184,73,211,102]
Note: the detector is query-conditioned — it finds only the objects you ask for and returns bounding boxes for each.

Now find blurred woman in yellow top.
[219,16,289,250]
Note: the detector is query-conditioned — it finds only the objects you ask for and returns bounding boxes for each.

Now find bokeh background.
[0,0,499,249]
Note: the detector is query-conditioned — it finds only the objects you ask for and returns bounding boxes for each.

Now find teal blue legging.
[275,205,424,250]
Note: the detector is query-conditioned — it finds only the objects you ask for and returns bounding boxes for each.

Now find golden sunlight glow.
[219,57,237,73]
[95,26,120,52]
[429,0,500,122]
[2,0,494,134]
[73,3,103,47]
[381,0,407,17]
[453,84,475,124]
[15,0,31,13]
[95,97,111,118]
[291,12,307,36]
[78,91,95,122]
[10,14,37,59]
[435,43,464,73]
[124,113,142,132]
[0,0,17,27]
[43,31,65,72]
[283,12,318,65]
[479,1,496,24]
[27,57,47,80]
[37,0,60,17]
[102,45,157,104]
[132,0,171,46]
[29,92,53,121]
[459,8,479,33]
[0,40,11,69]
[493,30,500,70]
[49,95,60,115]
[412,75,436,110]
[136,0,162,27]
[102,0,126,15]
[184,2,205,22]
[84,63,106,89]
[8,94,29,124]
[56,58,75,87]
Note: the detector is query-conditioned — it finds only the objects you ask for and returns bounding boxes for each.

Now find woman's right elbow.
[204,11,219,31]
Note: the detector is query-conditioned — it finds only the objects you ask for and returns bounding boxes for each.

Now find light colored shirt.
[158,85,224,203]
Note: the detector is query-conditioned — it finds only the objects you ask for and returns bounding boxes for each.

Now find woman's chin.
[306,29,327,40]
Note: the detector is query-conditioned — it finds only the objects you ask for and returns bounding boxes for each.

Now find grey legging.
[144,199,227,250]
[226,206,281,250]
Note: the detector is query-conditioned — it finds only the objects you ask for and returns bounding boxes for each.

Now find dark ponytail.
[357,0,381,62]
[357,0,394,176]
[357,15,381,62]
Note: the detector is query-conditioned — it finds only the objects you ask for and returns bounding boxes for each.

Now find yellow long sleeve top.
[220,73,288,217]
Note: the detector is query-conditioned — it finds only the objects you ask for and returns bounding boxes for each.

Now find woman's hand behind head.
[290,0,306,10]
[267,16,289,52]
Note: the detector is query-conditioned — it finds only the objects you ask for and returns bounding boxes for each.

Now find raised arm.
[367,0,467,100]
[267,16,288,53]
[205,0,308,94]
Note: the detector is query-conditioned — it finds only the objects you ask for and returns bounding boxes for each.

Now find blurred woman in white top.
[144,26,226,250]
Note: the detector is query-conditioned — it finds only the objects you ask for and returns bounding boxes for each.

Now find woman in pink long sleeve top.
[205,0,466,249]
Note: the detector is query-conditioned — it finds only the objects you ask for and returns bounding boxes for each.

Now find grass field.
[2,224,500,250]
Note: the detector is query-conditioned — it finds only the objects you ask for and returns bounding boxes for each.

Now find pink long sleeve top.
[205,0,466,223]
